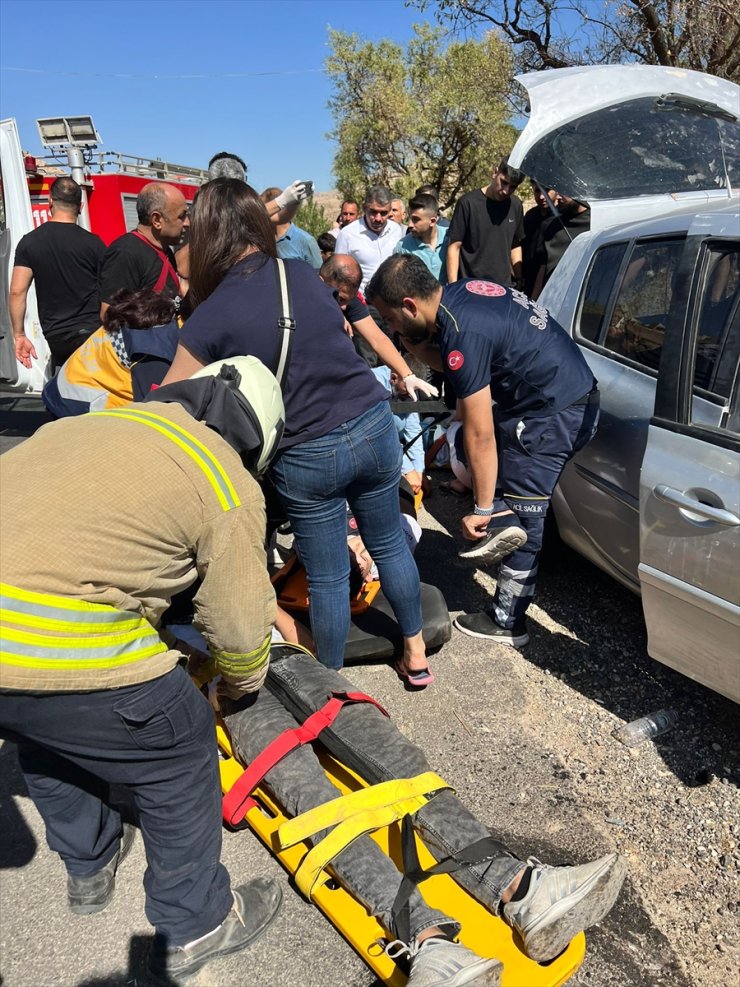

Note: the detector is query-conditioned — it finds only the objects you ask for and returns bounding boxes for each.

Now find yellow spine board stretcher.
[215,721,585,986]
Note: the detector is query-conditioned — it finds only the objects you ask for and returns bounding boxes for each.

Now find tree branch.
[629,0,673,64]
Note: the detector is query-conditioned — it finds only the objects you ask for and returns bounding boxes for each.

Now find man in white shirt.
[335,186,404,293]
[390,198,407,227]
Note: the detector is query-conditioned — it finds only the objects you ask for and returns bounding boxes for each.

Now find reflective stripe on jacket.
[91,407,242,512]
[42,327,134,418]
[0,583,168,672]
[0,402,275,693]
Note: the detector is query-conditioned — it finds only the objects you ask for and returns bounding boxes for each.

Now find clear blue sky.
[0,0,448,192]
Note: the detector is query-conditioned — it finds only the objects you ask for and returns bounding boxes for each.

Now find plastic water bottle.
[614,709,679,747]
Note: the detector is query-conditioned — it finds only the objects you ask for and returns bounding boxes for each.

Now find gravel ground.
[419,481,740,987]
[0,402,738,987]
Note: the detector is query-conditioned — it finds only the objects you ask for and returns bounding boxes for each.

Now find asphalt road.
[1,397,737,987]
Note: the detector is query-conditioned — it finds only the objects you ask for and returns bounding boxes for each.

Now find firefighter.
[0,358,285,985]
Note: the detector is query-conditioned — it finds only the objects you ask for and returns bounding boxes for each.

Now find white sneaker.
[502,854,627,962]
[388,937,502,986]
[458,526,527,566]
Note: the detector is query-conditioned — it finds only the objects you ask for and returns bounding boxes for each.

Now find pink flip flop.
[394,661,435,687]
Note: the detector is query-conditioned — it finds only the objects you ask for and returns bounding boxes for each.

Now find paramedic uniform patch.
[465,281,506,297]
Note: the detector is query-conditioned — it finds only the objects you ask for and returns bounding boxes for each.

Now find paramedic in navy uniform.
[367,254,599,647]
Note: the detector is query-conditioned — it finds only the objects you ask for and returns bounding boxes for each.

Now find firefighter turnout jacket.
[0,402,275,693]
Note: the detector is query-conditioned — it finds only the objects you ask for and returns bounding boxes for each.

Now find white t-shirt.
[334,217,405,293]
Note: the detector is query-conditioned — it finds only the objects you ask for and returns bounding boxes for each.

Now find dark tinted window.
[604,239,685,372]
[577,243,628,342]
[692,245,740,401]
[727,376,740,435]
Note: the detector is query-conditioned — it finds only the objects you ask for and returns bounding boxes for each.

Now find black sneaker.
[67,821,136,915]
[149,877,283,985]
[458,526,527,566]
[453,612,529,647]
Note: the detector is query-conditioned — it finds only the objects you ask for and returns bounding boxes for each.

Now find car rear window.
[519,96,740,201]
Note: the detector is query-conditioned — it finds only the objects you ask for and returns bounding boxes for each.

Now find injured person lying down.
[211,643,626,987]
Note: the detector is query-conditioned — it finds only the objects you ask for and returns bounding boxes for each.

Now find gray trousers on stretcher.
[222,646,523,941]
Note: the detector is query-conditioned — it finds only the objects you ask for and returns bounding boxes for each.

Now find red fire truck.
[1,116,205,393]
[26,150,204,244]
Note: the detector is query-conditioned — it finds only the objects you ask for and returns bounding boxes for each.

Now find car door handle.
[654,484,740,526]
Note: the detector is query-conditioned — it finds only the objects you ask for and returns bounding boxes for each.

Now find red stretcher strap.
[222,690,389,827]
[131,230,180,294]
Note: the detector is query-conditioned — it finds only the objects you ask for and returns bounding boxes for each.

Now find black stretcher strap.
[392,812,511,943]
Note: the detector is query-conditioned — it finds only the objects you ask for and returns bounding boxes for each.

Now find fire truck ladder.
[37,150,208,185]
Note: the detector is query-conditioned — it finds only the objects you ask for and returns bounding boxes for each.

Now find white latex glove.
[275,180,310,210]
[403,374,439,401]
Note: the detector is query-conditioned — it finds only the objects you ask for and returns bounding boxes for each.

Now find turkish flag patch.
[447,350,464,370]
[466,280,506,297]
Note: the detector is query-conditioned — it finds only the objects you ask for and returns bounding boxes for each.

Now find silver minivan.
[510,66,740,702]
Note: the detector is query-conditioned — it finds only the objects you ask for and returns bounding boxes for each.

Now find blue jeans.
[222,647,523,941]
[0,666,233,946]
[270,400,423,669]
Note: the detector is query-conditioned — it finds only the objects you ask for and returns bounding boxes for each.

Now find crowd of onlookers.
[10,153,590,381]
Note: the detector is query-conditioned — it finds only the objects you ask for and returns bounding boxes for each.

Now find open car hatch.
[508,65,740,229]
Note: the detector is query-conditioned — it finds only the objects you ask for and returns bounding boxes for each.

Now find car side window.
[577,243,628,343]
[603,239,685,371]
[691,245,739,406]
[727,376,740,436]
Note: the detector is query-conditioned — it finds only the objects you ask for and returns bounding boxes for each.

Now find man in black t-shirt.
[98,182,189,320]
[522,184,557,297]
[446,158,525,288]
[319,254,437,399]
[531,194,591,299]
[11,177,105,370]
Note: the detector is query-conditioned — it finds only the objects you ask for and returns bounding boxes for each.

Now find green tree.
[294,199,331,239]
[326,24,518,213]
[411,1,740,82]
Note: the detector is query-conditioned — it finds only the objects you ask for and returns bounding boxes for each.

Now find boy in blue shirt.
[393,194,448,282]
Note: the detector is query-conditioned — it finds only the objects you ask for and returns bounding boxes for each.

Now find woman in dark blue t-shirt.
[162,179,431,681]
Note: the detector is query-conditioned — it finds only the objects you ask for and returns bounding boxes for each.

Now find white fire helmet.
[190,356,285,474]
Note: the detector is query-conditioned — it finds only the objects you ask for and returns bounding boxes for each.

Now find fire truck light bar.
[36,116,101,149]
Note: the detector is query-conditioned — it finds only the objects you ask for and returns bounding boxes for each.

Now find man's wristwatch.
[473,504,494,516]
